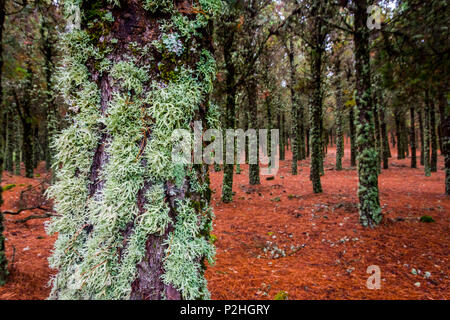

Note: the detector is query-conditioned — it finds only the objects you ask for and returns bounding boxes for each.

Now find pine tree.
[47,0,221,300]
[353,0,381,226]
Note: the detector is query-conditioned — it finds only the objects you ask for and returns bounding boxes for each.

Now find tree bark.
[48,1,215,300]
[410,106,417,168]
[353,0,381,227]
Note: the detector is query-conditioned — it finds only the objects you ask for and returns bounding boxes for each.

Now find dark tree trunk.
[288,39,299,175]
[308,3,325,193]
[353,0,381,227]
[410,106,417,168]
[221,26,237,203]
[424,90,432,176]
[418,108,425,165]
[373,95,381,172]
[438,89,449,194]
[4,112,14,172]
[379,100,389,169]
[0,0,8,286]
[247,77,260,185]
[430,100,438,172]
[349,106,356,166]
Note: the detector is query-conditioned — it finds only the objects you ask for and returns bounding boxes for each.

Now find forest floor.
[0,145,449,300]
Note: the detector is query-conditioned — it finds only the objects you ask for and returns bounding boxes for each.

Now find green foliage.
[274,290,288,300]
[419,215,435,223]
[2,184,16,191]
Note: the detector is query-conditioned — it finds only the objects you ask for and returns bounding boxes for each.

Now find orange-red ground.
[1,145,449,300]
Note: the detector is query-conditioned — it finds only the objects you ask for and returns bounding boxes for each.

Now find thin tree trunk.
[288,39,299,175]
[410,106,417,168]
[247,77,260,185]
[430,99,438,172]
[424,90,432,176]
[418,108,425,165]
[0,0,8,286]
[349,106,356,166]
[379,100,389,169]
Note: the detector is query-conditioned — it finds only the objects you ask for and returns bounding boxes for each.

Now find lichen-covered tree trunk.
[353,0,381,227]
[410,106,417,168]
[334,60,344,171]
[349,106,356,166]
[247,77,260,185]
[47,0,219,300]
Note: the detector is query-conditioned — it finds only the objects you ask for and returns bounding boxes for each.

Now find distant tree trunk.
[13,62,34,178]
[394,109,403,159]
[424,90,432,176]
[430,100,438,172]
[0,0,8,286]
[349,107,356,166]
[299,105,306,160]
[418,108,425,165]
[353,0,381,227]
[33,126,40,169]
[247,77,260,185]
[221,28,237,203]
[278,112,285,161]
[410,106,417,168]
[306,125,310,157]
[335,68,344,170]
[288,39,299,175]
[373,95,381,173]
[437,89,449,194]
[379,100,389,169]
[4,112,13,172]
[48,1,216,300]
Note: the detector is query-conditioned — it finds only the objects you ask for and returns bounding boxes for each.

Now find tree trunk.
[410,106,417,168]
[4,112,13,172]
[418,108,425,165]
[288,39,299,175]
[0,0,8,286]
[438,89,449,194]
[379,100,389,169]
[424,90,431,176]
[308,4,324,193]
[353,0,381,227]
[334,63,344,171]
[349,106,356,166]
[221,25,236,203]
[47,1,216,300]
[247,77,260,185]
[430,99,438,172]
